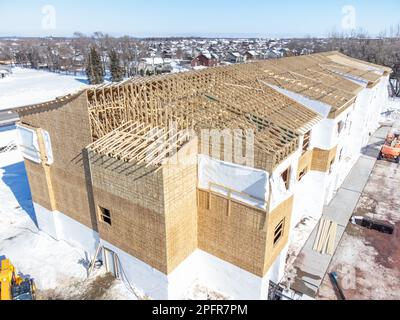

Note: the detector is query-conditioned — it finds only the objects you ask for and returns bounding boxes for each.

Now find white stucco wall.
[33,202,99,257]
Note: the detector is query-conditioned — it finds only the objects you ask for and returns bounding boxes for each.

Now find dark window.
[339,148,344,162]
[302,131,311,153]
[281,168,291,190]
[337,121,345,135]
[274,219,285,246]
[99,207,112,226]
[329,159,335,174]
[298,167,308,181]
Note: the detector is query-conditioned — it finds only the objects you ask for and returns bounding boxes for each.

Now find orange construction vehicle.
[378,123,400,164]
[0,259,36,300]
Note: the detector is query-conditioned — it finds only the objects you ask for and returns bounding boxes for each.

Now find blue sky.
[1,0,399,38]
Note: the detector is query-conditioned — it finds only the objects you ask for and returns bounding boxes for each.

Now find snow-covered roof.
[0,67,89,111]
[142,57,171,65]
[202,53,212,60]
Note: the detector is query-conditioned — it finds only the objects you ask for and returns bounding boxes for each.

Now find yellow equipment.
[0,259,36,300]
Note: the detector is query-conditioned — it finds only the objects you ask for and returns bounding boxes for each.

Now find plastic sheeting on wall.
[16,125,54,165]
[198,155,269,210]
[42,130,54,165]
[16,125,41,164]
[265,83,332,118]
[269,166,296,211]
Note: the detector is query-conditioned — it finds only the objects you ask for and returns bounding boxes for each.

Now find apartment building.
[13,52,391,300]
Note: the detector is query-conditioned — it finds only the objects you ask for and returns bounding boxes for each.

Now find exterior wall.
[18,93,96,231]
[264,197,293,275]
[163,139,199,273]
[169,248,288,300]
[292,171,327,227]
[297,149,313,180]
[311,146,338,172]
[33,203,99,256]
[197,189,267,277]
[197,188,293,279]
[25,160,53,210]
[89,152,168,273]
[292,73,389,228]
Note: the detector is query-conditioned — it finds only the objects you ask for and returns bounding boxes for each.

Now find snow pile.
[0,68,88,110]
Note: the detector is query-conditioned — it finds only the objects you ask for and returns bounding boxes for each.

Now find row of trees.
[1,32,149,80]
[86,47,124,84]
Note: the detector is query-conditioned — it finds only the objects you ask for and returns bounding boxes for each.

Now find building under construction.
[13,52,391,299]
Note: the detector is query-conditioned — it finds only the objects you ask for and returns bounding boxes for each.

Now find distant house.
[226,52,245,64]
[0,70,9,79]
[191,52,218,68]
[138,57,173,75]
[0,66,11,79]
[161,50,173,59]
[245,50,258,61]
[264,49,283,59]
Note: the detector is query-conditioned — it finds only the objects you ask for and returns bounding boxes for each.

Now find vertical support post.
[36,128,57,211]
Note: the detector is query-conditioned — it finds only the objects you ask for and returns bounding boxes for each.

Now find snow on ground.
[281,215,319,288]
[0,68,89,110]
[0,126,136,300]
[182,280,228,300]
[381,97,400,123]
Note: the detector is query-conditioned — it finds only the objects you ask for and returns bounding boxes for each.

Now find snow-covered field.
[0,68,89,110]
[0,125,137,300]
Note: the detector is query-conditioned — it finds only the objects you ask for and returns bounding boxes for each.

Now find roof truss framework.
[85,52,388,170]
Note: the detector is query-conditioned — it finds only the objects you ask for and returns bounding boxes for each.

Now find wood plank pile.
[313,218,337,256]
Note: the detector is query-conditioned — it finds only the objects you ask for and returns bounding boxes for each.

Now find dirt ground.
[317,159,400,300]
[37,268,139,300]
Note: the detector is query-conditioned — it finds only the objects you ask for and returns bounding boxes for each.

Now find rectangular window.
[302,131,311,153]
[281,168,291,190]
[274,218,285,246]
[99,207,112,226]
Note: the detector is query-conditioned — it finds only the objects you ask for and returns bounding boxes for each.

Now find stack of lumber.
[313,218,337,255]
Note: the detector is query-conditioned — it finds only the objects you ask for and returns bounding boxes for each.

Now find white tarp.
[16,125,54,165]
[42,130,54,165]
[269,168,296,211]
[265,83,332,118]
[16,125,41,164]
[198,155,269,210]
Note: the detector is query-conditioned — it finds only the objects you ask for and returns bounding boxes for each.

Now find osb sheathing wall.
[18,93,97,230]
[24,160,52,209]
[263,196,293,275]
[163,138,199,273]
[198,189,268,277]
[88,152,168,273]
[297,149,313,180]
[311,146,338,173]
[89,138,199,275]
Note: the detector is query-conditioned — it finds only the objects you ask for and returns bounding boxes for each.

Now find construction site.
[1,51,398,300]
